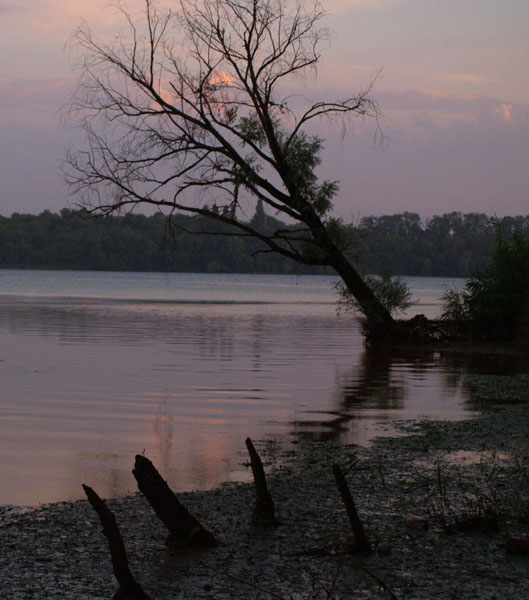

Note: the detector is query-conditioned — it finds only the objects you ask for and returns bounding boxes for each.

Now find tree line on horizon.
[1,208,528,277]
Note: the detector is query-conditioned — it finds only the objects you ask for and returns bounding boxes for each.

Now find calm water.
[0,270,523,506]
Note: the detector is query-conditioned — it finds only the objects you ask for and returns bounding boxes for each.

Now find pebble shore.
[1,373,528,599]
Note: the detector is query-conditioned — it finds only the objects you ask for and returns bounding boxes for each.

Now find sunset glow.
[1,0,528,217]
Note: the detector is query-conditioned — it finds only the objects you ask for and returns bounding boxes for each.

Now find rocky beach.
[1,373,528,599]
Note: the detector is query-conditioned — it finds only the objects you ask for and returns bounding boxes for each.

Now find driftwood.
[82,484,151,600]
[132,455,217,548]
[332,464,371,554]
[245,437,279,527]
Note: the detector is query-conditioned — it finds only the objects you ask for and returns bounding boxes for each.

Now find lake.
[0,270,524,506]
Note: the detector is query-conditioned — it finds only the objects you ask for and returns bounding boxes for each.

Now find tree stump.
[245,437,279,527]
[82,484,152,600]
[332,464,371,554]
[132,455,217,548]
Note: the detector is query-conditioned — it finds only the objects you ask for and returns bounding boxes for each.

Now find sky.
[0,0,528,220]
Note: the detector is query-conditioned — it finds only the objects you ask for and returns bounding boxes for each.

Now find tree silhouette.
[65,0,393,334]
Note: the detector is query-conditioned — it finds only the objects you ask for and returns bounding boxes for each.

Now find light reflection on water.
[0,270,524,506]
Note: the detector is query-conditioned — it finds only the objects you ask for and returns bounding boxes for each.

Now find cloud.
[442,73,503,85]
[1,80,528,220]
[18,0,395,33]
[318,109,529,219]
[326,0,398,14]
[373,89,529,129]
[0,78,71,102]
[300,84,529,218]
[282,81,529,132]
[496,103,514,122]
[0,2,17,14]
[1,1,147,34]
[0,78,73,125]
[27,1,124,32]
[380,89,492,111]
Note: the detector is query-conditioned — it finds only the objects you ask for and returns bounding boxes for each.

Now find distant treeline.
[1,208,528,277]
[0,208,326,274]
[354,211,529,277]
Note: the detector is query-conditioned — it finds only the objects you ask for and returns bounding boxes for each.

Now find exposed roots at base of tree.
[363,314,469,347]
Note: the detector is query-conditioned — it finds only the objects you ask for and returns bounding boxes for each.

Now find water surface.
[0,270,522,506]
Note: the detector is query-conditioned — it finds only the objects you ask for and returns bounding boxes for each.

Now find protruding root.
[245,437,279,528]
[132,455,217,548]
[82,484,152,600]
[332,464,371,554]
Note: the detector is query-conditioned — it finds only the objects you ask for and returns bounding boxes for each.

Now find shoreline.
[1,373,528,599]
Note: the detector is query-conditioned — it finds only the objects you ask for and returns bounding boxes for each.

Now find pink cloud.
[281,81,529,129]
[4,0,143,34]
[376,89,529,123]
[442,73,503,85]
[0,78,71,101]
[0,78,73,126]
[326,0,398,14]
[496,103,514,122]
[380,89,490,111]
[0,2,17,14]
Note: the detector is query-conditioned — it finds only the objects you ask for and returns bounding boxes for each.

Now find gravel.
[1,373,528,599]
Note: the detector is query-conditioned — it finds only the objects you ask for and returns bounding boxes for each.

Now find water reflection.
[292,346,529,444]
[340,349,408,410]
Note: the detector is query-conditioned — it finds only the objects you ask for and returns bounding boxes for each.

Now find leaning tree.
[65,0,394,336]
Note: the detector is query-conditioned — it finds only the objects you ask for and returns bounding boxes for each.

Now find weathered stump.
[245,437,279,527]
[82,484,152,600]
[332,463,371,554]
[132,454,217,548]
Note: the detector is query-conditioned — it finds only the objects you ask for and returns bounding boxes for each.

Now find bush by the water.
[442,230,529,341]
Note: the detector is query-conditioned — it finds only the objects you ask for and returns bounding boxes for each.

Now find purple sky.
[1,0,528,219]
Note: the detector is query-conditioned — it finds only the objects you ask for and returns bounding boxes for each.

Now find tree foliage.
[441,230,529,340]
[336,273,414,317]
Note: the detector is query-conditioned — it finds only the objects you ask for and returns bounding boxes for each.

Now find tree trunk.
[82,485,152,600]
[330,250,394,335]
[132,455,217,548]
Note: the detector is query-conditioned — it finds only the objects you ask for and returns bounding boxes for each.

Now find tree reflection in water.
[292,346,529,443]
